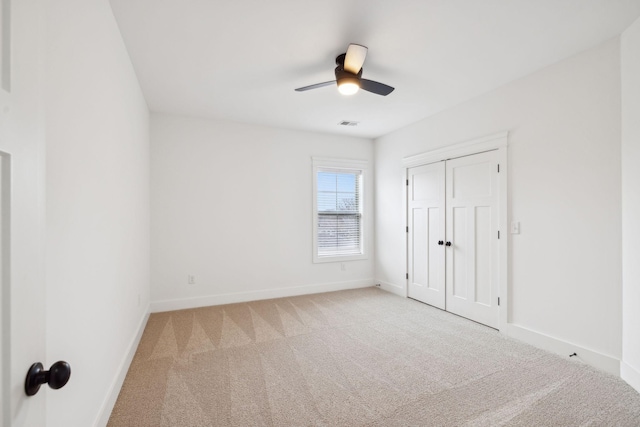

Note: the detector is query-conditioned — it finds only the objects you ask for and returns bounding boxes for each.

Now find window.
[312,158,367,262]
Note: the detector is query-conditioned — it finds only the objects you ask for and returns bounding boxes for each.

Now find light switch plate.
[511,221,520,234]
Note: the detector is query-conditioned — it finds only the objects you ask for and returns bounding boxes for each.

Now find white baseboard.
[377,279,406,297]
[621,361,640,393]
[150,279,376,313]
[94,306,150,427]
[505,323,620,376]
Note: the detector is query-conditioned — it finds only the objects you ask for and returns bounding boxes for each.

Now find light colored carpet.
[108,287,640,426]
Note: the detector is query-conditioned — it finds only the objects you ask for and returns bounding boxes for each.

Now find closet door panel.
[427,208,442,288]
[407,162,446,309]
[411,208,428,287]
[445,151,499,328]
[452,206,469,299]
[475,206,492,306]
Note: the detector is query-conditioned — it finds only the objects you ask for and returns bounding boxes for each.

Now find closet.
[407,149,500,329]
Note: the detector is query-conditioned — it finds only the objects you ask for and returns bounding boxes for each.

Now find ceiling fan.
[295,44,394,96]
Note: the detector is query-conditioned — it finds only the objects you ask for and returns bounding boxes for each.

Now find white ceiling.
[109,0,640,139]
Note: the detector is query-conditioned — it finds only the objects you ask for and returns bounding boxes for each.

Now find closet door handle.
[437,240,444,245]
[445,241,452,247]
[25,361,71,396]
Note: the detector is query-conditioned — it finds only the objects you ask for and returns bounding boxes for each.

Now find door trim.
[403,131,508,331]
[0,151,8,426]
[402,131,508,168]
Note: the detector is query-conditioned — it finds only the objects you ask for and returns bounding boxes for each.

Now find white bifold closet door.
[408,150,499,329]
[407,162,446,309]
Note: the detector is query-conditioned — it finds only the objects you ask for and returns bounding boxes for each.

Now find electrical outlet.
[188,275,196,285]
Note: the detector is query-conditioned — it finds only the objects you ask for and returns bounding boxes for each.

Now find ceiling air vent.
[338,120,359,126]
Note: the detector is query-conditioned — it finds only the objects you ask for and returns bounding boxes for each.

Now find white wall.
[44,1,150,426]
[621,16,640,393]
[375,39,622,371]
[151,114,374,310]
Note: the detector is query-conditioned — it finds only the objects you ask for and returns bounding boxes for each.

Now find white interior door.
[445,150,499,328]
[407,162,446,309]
[1,0,47,425]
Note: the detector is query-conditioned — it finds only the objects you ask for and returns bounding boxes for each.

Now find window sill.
[313,253,367,263]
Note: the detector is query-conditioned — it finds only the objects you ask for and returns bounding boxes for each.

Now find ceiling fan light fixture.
[337,76,360,95]
[294,44,394,96]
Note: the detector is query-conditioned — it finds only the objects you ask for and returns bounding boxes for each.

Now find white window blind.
[316,168,362,257]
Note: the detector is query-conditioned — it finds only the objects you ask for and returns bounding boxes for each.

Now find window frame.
[312,157,368,263]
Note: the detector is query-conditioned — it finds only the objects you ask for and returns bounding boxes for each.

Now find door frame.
[0,151,8,426]
[402,131,508,331]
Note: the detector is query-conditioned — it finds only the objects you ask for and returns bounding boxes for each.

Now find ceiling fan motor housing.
[335,67,362,87]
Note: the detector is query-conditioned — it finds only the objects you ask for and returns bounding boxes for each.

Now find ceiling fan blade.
[295,80,336,92]
[360,79,394,96]
[344,44,368,74]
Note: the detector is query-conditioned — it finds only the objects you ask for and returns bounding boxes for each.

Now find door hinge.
[406,226,409,233]
[498,230,500,239]
[498,297,500,306]
[406,273,409,280]
[498,164,500,173]
[406,179,409,186]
